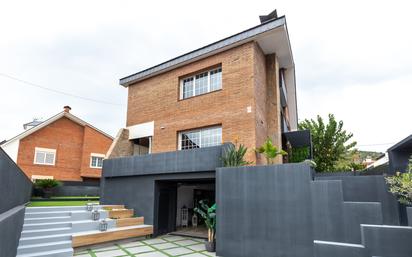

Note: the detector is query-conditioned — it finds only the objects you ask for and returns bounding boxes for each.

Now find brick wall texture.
[126,42,283,164]
[16,116,113,181]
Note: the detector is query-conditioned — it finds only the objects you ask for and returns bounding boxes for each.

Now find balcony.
[102,144,230,178]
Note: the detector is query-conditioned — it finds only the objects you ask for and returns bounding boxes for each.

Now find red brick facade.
[126,42,285,164]
[16,116,112,181]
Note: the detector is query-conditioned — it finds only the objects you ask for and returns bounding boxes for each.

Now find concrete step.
[25,211,72,218]
[361,224,412,257]
[16,247,73,257]
[17,240,72,255]
[71,219,116,233]
[19,233,71,246]
[24,216,71,224]
[23,221,72,231]
[21,227,72,238]
[72,224,154,247]
[25,206,101,213]
[71,210,109,220]
[314,240,367,257]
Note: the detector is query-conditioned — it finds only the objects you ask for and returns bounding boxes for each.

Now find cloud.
[0,0,411,153]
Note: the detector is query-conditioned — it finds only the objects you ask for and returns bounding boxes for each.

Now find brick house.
[107,11,298,165]
[1,106,113,182]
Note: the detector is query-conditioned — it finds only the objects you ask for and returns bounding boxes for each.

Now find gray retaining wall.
[0,148,32,257]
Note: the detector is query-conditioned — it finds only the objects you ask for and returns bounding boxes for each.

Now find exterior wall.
[80,126,113,178]
[0,148,32,257]
[107,128,134,159]
[126,42,283,164]
[1,138,20,162]
[16,117,112,181]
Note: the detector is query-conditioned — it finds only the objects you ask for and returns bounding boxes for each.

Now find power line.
[0,72,124,107]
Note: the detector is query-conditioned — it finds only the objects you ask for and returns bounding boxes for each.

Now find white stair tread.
[18,240,71,250]
[73,224,153,236]
[22,227,71,234]
[16,247,73,257]
[19,233,72,241]
[25,216,71,221]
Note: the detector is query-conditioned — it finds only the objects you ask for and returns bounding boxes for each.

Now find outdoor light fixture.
[92,209,100,220]
[99,219,108,231]
[192,213,198,228]
[86,203,94,211]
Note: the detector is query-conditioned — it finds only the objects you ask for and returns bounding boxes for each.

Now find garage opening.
[154,178,215,238]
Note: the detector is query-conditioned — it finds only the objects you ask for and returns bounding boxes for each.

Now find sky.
[0,0,411,152]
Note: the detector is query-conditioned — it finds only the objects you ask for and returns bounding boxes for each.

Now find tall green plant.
[221,144,251,167]
[255,138,287,164]
[299,114,356,172]
[194,200,216,243]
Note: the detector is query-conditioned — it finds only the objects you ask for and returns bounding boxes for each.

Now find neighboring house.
[0,106,113,182]
[107,10,298,164]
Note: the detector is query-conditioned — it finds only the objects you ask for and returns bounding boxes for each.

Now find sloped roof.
[1,111,113,147]
[120,15,293,87]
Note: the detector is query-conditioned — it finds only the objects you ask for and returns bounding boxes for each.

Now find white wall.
[1,139,19,162]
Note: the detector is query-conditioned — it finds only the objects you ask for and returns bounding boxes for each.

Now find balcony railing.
[102,143,231,178]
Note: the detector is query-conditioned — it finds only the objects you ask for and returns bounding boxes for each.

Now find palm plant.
[34,179,61,198]
[255,138,287,164]
[221,144,251,167]
[194,200,216,249]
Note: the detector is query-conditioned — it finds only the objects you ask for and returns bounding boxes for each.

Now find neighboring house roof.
[388,134,412,152]
[120,15,293,87]
[1,111,114,148]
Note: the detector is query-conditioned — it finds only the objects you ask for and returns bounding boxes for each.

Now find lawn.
[28,200,99,207]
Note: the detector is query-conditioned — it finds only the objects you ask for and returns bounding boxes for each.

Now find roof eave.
[119,16,288,87]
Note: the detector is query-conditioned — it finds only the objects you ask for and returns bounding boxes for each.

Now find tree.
[298,114,357,172]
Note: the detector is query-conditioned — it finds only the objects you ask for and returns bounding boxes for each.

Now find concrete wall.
[316,175,399,225]
[408,207,412,226]
[216,163,314,257]
[216,163,410,257]
[0,148,32,257]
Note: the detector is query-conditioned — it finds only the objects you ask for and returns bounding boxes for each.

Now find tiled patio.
[74,235,217,257]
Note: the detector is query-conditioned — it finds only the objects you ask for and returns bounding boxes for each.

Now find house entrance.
[154,179,215,238]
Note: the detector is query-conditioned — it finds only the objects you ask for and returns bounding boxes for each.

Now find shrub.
[221,144,251,167]
[34,179,61,189]
[386,172,412,205]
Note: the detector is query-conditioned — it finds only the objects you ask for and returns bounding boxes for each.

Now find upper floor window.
[180,66,222,99]
[34,147,56,166]
[178,126,222,150]
[90,153,105,168]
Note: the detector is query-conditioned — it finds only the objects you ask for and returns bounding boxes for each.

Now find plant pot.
[205,241,215,252]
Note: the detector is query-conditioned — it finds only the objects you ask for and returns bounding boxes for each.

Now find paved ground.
[74,235,217,257]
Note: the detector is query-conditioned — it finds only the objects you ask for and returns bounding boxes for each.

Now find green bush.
[386,156,412,205]
[34,179,61,189]
[289,147,310,163]
[221,144,251,167]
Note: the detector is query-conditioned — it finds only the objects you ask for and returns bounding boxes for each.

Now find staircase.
[17,205,153,257]
[311,175,412,257]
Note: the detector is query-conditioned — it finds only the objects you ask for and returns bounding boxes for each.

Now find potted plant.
[255,138,287,164]
[34,179,61,198]
[194,200,216,252]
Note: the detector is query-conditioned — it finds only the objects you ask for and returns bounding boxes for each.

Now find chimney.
[259,9,278,24]
[63,106,72,113]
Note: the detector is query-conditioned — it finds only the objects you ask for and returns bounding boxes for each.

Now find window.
[34,147,56,165]
[178,126,222,150]
[180,66,222,99]
[90,153,105,168]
